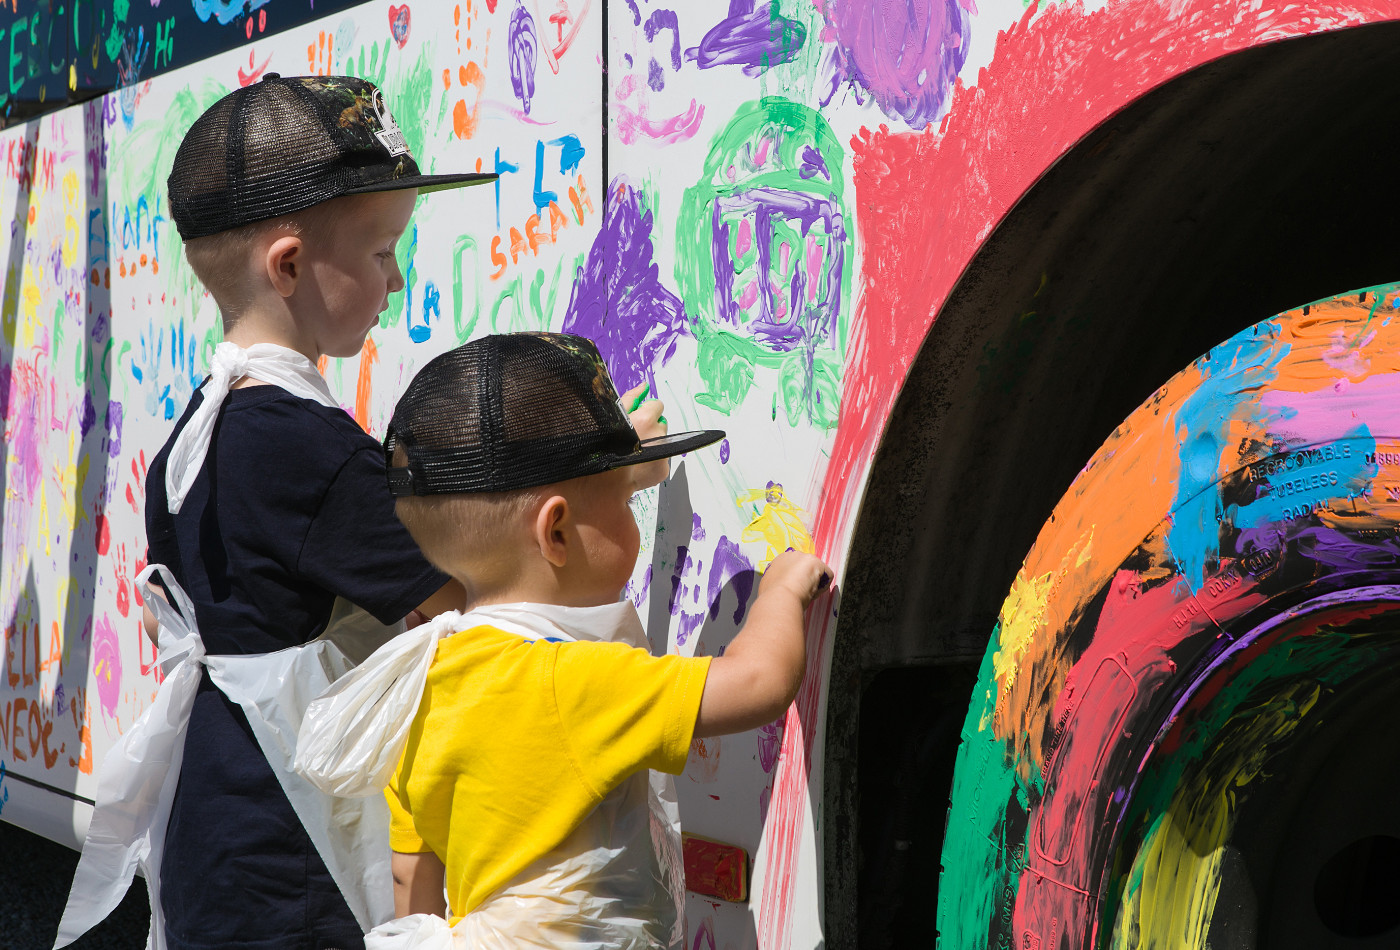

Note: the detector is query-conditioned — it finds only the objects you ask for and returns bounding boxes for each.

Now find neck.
[222,307,319,364]
[457,569,619,611]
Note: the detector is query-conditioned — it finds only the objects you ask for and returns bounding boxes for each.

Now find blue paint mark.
[402,225,418,329]
[533,141,557,213]
[533,136,586,214]
[0,759,9,816]
[1165,324,1290,589]
[1232,425,1377,531]
[554,134,585,176]
[410,281,440,344]
[493,148,521,230]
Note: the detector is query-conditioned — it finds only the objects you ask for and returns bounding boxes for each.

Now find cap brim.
[344,171,499,196]
[610,429,726,469]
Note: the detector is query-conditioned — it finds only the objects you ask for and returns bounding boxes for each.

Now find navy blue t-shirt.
[145,383,448,950]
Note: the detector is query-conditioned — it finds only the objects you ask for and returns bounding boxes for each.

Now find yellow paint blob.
[62,170,80,269]
[736,483,814,569]
[1111,682,1321,948]
[993,527,1093,700]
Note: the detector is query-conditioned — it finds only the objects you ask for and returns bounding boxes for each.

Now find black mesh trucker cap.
[385,333,725,496]
[168,73,496,240]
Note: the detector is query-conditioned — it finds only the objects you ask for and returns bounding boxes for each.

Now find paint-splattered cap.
[167,73,495,240]
[385,333,725,495]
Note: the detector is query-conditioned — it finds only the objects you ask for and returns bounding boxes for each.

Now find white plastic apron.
[295,601,686,950]
[53,565,402,949]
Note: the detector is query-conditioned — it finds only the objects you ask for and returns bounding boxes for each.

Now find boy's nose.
[388,260,406,293]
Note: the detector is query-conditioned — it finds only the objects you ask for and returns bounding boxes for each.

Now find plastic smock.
[294,600,687,950]
[54,342,404,949]
[52,572,403,949]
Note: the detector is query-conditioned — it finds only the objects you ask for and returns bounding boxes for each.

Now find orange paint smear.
[355,336,379,433]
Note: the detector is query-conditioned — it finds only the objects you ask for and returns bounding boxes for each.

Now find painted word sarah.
[489,174,594,280]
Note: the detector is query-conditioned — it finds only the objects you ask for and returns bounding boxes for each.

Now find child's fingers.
[620,382,649,412]
[629,399,667,441]
[764,550,833,602]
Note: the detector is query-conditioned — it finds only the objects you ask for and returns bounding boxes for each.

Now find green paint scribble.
[674,97,850,426]
[112,76,228,292]
[490,274,525,333]
[378,39,437,170]
[105,0,131,63]
[452,233,481,342]
[937,632,1033,950]
[757,1,826,101]
[374,37,439,325]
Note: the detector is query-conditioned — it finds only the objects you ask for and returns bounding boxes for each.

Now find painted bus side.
[4,2,1399,947]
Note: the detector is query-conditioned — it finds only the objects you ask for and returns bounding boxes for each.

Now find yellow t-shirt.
[385,623,711,917]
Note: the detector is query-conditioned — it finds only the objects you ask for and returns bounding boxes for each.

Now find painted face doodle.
[675,98,849,426]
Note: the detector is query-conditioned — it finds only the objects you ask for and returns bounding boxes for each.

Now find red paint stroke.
[756,587,836,950]
[791,5,1400,941]
[544,0,590,72]
[813,0,1400,562]
[238,49,274,86]
[389,4,412,49]
[683,833,749,902]
[1013,570,1203,945]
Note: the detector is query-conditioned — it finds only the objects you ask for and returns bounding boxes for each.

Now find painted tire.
[937,283,1400,949]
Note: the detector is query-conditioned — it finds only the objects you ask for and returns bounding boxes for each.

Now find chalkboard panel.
[1,0,364,125]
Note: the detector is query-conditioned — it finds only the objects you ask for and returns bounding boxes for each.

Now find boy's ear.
[533,495,571,568]
[264,235,303,298]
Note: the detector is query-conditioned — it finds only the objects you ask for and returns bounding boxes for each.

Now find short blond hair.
[395,487,549,579]
[182,201,341,331]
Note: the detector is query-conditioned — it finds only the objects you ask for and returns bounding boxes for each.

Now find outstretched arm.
[694,551,831,738]
[391,849,447,918]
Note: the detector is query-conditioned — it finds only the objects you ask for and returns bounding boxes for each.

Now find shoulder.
[226,387,379,455]
[429,624,551,675]
[218,387,383,483]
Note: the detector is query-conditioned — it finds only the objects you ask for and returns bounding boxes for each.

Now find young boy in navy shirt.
[137,74,497,950]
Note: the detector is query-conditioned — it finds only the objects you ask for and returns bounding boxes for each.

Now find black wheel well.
[825,19,1400,949]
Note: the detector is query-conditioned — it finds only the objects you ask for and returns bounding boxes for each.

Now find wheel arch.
[824,18,1400,947]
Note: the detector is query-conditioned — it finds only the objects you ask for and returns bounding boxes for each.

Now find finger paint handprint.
[443,1,489,140]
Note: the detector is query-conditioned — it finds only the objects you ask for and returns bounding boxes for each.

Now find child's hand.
[761,550,834,607]
[622,383,670,491]
[693,549,833,738]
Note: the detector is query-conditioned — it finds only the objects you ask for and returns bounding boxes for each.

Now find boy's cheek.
[630,459,670,492]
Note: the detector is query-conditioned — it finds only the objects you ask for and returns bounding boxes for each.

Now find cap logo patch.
[371,88,411,157]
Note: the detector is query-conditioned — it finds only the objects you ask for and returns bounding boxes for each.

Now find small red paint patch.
[389,4,412,48]
[682,833,749,902]
[95,514,110,555]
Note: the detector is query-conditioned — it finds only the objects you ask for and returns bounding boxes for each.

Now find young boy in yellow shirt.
[307,332,830,948]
